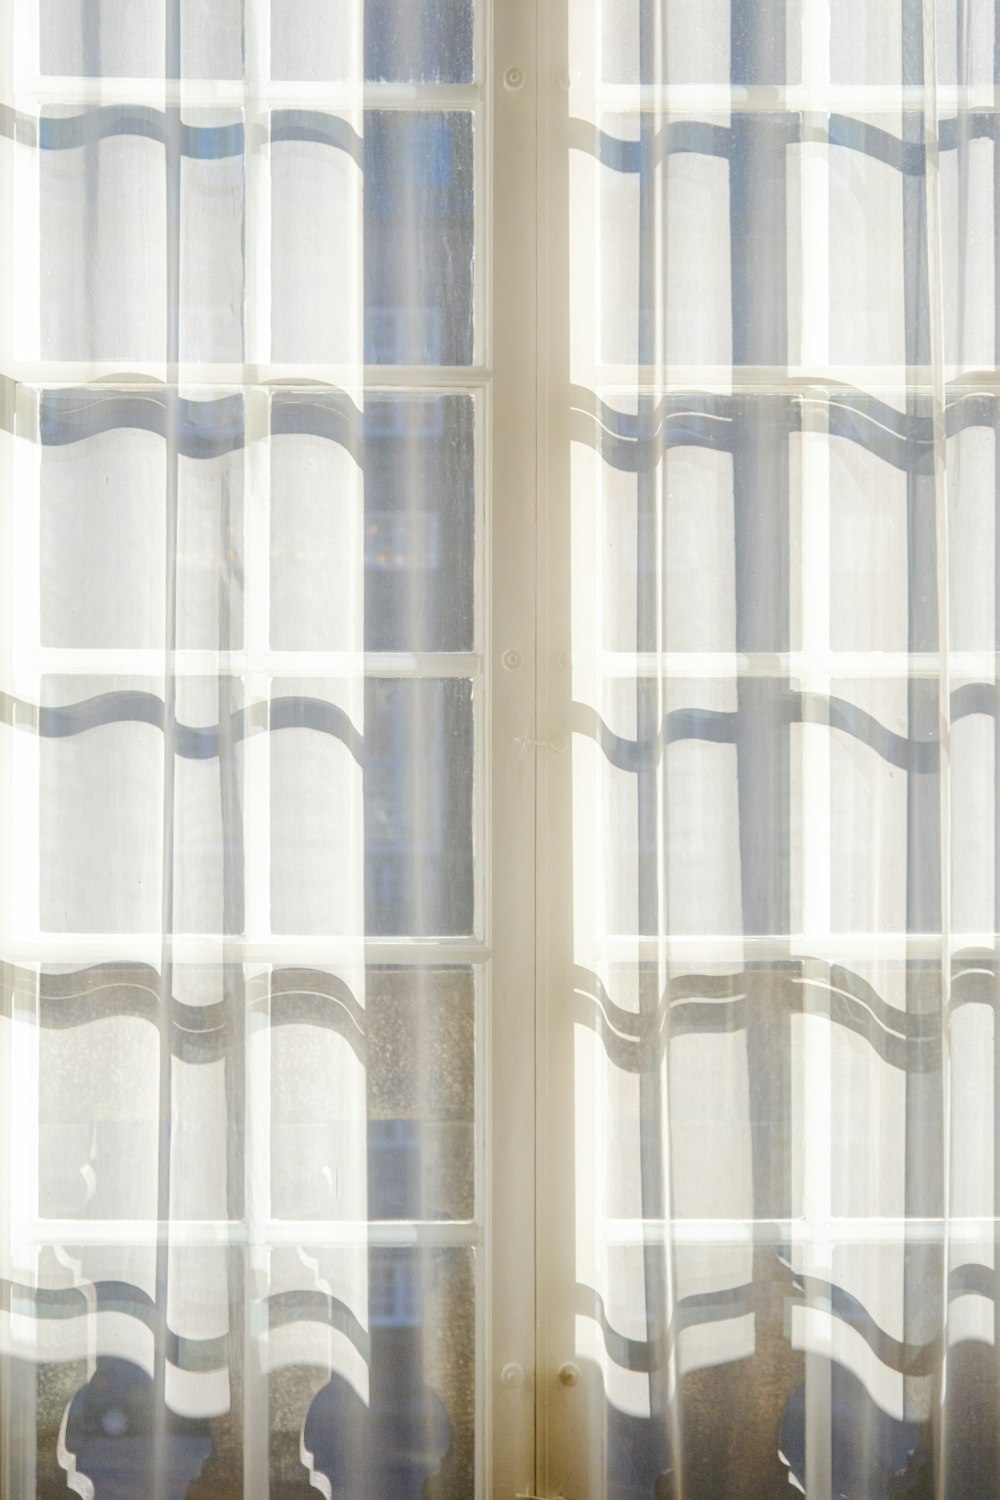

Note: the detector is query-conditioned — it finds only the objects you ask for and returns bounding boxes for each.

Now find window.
[1,0,998,1497]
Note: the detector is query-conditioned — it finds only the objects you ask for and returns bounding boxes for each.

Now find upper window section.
[39,0,476,82]
[40,0,245,79]
[275,0,475,84]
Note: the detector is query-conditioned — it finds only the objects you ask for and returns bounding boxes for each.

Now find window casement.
[2,0,998,1498]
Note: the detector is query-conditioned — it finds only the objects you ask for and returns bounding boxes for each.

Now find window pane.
[271,110,475,366]
[365,112,476,366]
[40,389,245,651]
[39,111,245,363]
[271,0,474,83]
[267,1248,476,1499]
[39,0,244,78]
[365,678,476,938]
[269,965,475,1221]
[364,395,476,652]
[364,0,474,83]
[366,966,475,1220]
[270,391,476,654]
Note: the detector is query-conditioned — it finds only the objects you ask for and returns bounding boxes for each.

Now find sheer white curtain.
[5,0,1000,1495]
[563,0,1000,1495]
[0,2,479,1496]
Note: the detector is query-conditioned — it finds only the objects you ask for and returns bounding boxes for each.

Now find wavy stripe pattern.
[570,684,990,776]
[3,956,986,1071]
[0,680,989,775]
[569,111,1000,174]
[570,384,999,475]
[0,691,364,763]
[28,384,997,487]
[3,961,402,1064]
[0,680,985,777]
[37,108,244,157]
[40,390,245,458]
[572,960,982,1076]
[577,1259,997,1380]
[1,1278,370,1370]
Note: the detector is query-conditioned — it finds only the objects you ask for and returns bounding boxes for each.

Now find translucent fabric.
[560,0,1000,1497]
[0,2,480,1496]
[5,0,1000,1495]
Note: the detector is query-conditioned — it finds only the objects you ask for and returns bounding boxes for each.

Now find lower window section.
[18,1245,477,1500]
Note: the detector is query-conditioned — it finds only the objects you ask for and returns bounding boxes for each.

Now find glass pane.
[39,676,165,935]
[365,111,475,366]
[364,394,476,652]
[40,389,245,651]
[268,677,474,938]
[270,0,474,83]
[38,977,162,1219]
[365,677,475,937]
[593,113,733,368]
[39,0,244,78]
[267,1247,475,1500]
[29,1243,244,1494]
[580,677,743,938]
[38,675,245,936]
[366,966,475,1220]
[269,965,475,1221]
[26,1243,475,1497]
[601,0,733,84]
[587,392,737,654]
[39,111,245,362]
[269,115,363,366]
[269,391,476,653]
[268,678,367,938]
[364,0,474,83]
[829,0,914,84]
[270,111,475,366]
[600,0,801,83]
